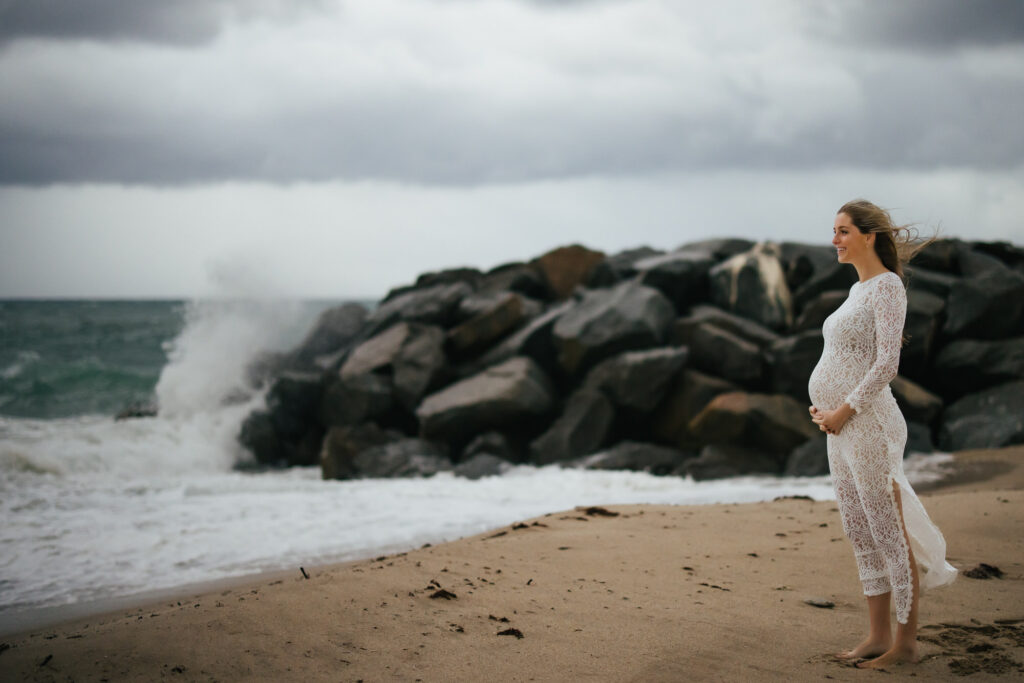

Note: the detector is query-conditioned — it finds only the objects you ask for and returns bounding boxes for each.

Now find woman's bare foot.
[834,636,892,661]
[855,643,919,669]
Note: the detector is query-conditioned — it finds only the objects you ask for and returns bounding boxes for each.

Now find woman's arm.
[844,275,907,413]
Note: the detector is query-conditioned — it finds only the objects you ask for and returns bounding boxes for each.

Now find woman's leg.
[858,481,920,668]
[829,441,893,659]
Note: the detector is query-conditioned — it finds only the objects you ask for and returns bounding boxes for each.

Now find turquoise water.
[0,300,185,418]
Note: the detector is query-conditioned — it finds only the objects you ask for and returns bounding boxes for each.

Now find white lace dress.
[808,270,957,624]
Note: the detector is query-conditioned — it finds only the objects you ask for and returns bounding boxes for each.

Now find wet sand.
[2,446,1022,682]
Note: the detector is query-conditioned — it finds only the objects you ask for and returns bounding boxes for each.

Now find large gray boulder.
[768,330,824,402]
[417,356,556,444]
[687,323,764,387]
[890,375,944,426]
[943,268,1024,340]
[937,381,1024,451]
[447,292,530,356]
[552,281,675,376]
[708,242,794,331]
[904,265,958,299]
[478,262,549,300]
[353,439,452,479]
[320,423,404,480]
[576,441,691,476]
[683,443,782,480]
[529,389,614,465]
[672,305,781,349]
[365,282,473,335]
[780,243,838,293]
[932,337,1024,399]
[900,288,945,381]
[582,346,689,412]
[793,291,846,332]
[689,391,819,456]
[464,301,573,378]
[290,303,368,368]
[785,434,829,477]
[633,250,715,312]
[340,322,447,410]
[239,372,324,466]
[792,262,858,315]
[319,372,394,428]
[651,370,739,451]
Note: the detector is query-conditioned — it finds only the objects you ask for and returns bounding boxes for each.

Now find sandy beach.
[2,446,1022,682]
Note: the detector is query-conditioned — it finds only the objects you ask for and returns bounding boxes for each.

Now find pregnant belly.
[807,360,851,410]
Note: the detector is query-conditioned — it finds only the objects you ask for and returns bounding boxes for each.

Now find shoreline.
[2,446,1021,681]
[0,449,966,639]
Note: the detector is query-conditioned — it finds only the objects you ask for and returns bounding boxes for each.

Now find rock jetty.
[237,239,1024,480]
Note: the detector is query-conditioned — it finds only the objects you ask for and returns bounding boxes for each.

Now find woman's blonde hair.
[837,199,933,280]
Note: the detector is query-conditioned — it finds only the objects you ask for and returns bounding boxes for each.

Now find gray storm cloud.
[0,0,1021,186]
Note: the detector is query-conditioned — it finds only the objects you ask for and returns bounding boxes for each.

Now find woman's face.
[832,212,872,264]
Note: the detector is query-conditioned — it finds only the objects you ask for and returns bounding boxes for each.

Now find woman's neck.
[852,255,889,283]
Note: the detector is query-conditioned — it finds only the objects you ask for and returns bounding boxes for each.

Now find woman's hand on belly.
[810,403,855,435]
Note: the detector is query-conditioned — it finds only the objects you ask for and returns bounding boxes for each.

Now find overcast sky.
[1,0,1022,298]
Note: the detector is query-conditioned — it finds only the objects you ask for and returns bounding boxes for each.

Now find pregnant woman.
[807,199,957,669]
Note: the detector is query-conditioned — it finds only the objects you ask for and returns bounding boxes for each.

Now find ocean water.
[0,299,953,626]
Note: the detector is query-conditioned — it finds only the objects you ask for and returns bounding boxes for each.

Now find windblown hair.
[837,199,933,281]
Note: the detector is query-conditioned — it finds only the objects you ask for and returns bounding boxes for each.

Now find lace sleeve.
[845,274,906,413]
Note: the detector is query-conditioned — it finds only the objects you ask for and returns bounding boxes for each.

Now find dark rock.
[552,281,675,376]
[688,323,764,387]
[904,265,958,299]
[890,375,944,426]
[529,389,614,465]
[708,242,793,331]
[793,291,846,332]
[672,305,781,349]
[320,423,404,480]
[320,372,394,427]
[912,239,961,274]
[937,381,1024,451]
[785,434,829,477]
[651,370,739,451]
[114,401,157,420]
[689,391,819,457]
[973,241,1024,271]
[366,282,473,335]
[634,250,715,312]
[905,421,935,455]
[291,303,368,367]
[792,262,858,315]
[353,438,451,478]
[462,431,517,461]
[582,346,689,412]
[932,337,1024,399]
[532,244,606,300]
[238,410,282,465]
[588,247,666,287]
[943,268,1024,340]
[963,563,1004,580]
[479,262,549,300]
[576,440,691,475]
[956,244,1013,278]
[677,238,754,261]
[447,292,529,356]
[340,322,447,410]
[683,443,782,480]
[259,372,325,466]
[768,330,824,402]
[384,268,482,302]
[900,288,945,381]
[417,356,556,444]
[456,291,541,322]
[465,301,573,378]
[780,243,837,293]
[454,453,511,479]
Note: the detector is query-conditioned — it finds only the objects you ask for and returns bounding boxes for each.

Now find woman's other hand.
[809,404,853,435]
